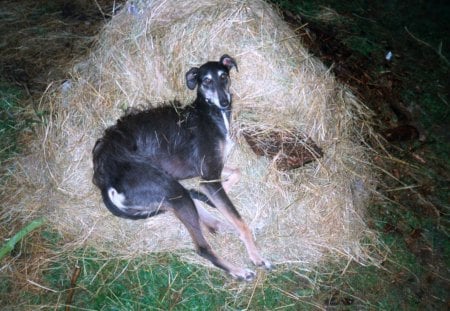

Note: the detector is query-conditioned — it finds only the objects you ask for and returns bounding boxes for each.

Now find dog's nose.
[219,92,231,108]
[220,99,230,107]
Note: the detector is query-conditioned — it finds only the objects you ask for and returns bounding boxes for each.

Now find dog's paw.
[254,258,274,271]
[231,268,256,282]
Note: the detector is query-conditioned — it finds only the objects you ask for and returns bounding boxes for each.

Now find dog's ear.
[220,54,238,72]
[186,67,199,90]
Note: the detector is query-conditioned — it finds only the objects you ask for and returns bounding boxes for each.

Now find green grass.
[6,238,320,309]
[0,223,434,310]
[0,82,25,164]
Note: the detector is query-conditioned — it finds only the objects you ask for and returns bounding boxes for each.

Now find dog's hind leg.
[200,181,273,271]
[170,193,256,281]
[193,200,235,234]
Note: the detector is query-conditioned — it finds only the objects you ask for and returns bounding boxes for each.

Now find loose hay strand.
[3,0,384,270]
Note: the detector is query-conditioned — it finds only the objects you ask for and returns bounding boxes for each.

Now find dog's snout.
[218,90,231,108]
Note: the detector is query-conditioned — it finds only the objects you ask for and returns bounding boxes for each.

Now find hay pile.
[4,0,379,268]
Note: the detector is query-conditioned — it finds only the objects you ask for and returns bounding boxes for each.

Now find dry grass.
[2,0,382,270]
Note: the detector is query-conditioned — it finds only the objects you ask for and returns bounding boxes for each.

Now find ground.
[0,0,448,309]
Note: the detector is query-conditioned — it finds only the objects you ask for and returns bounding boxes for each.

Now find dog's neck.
[195,98,232,136]
[215,103,232,134]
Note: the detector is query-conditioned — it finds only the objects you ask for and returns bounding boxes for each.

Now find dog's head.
[186,54,238,108]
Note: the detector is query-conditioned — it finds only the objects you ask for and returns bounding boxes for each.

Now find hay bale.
[5,0,379,268]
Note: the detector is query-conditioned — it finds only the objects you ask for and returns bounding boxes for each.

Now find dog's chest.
[221,110,230,133]
[224,135,234,159]
[219,111,234,160]
[217,134,233,161]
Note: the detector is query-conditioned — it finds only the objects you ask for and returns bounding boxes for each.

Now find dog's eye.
[203,78,212,85]
[220,74,228,81]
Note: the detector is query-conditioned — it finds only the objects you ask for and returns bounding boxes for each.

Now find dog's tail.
[101,186,214,218]
[189,189,216,208]
[101,187,165,220]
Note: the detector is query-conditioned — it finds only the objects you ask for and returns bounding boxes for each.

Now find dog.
[92,55,271,280]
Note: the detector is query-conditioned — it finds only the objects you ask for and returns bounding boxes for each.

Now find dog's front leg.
[221,167,240,192]
[200,181,272,271]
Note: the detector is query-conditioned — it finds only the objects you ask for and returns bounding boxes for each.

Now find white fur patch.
[108,187,127,209]
[206,90,220,108]
[221,110,230,133]
[107,188,164,216]
[224,135,234,159]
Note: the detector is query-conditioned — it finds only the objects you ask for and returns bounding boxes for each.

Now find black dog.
[92,55,271,280]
